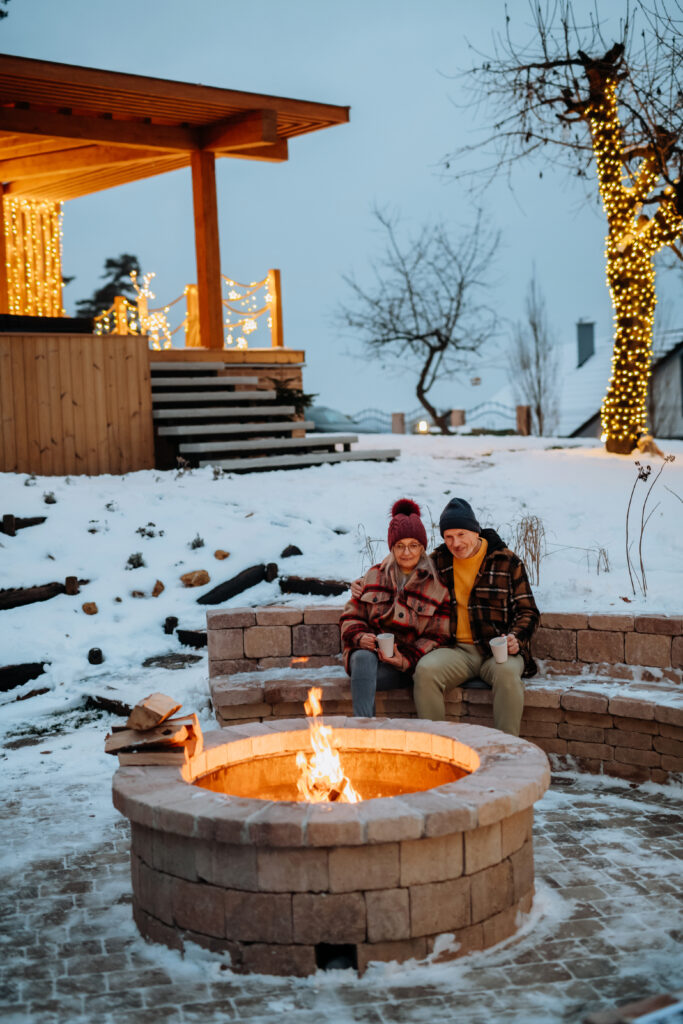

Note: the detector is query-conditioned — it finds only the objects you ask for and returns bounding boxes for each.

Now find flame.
[296,687,361,803]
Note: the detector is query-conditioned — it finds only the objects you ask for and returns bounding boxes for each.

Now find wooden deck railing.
[93,268,283,350]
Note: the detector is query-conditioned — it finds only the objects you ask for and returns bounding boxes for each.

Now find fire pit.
[113,717,549,976]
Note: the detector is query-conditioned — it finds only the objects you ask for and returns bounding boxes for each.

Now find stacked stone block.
[207,606,683,784]
[114,721,549,976]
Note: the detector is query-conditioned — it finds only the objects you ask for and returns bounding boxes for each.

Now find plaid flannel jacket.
[340,558,451,674]
[431,529,540,677]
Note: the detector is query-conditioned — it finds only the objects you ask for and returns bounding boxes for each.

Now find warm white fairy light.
[587,79,683,451]
[4,197,65,317]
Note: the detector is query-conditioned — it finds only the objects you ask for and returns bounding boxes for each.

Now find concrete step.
[180,433,358,455]
[150,363,258,380]
[197,448,400,470]
[153,404,294,420]
[152,390,276,404]
[157,419,315,438]
[151,376,260,387]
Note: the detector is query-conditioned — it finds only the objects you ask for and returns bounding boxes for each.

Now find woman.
[340,499,451,717]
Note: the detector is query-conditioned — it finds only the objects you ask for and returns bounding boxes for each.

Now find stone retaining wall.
[207,607,683,682]
[207,606,683,786]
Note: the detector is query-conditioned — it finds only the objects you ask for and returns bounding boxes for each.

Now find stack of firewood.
[105,692,203,766]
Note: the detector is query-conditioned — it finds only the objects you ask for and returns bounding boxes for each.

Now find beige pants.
[413,644,525,736]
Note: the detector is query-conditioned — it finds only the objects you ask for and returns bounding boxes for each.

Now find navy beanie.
[439,498,480,536]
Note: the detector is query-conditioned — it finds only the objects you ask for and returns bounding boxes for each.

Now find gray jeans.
[349,649,413,718]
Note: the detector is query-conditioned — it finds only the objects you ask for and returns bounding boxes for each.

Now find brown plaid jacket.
[431,529,540,677]
[340,558,451,674]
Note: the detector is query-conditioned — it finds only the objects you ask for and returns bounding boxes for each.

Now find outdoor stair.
[151,359,400,472]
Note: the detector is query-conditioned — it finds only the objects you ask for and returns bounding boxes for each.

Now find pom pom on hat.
[391,498,421,518]
[387,497,428,550]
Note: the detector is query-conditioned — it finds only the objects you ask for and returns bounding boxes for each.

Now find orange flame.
[296,687,360,803]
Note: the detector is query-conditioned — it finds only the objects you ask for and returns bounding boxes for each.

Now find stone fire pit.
[113,718,550,976]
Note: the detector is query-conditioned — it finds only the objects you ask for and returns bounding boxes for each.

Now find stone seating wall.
[207,607,683,785]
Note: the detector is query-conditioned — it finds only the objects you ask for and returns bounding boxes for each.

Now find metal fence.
[350,402,516,433]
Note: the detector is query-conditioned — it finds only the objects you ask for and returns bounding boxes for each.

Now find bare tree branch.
[336,209,499,434]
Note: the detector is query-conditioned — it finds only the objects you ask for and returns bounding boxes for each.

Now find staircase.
[151,360,400,472]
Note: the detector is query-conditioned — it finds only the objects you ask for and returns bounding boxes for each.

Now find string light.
[588,80,683,452]
[4,197,65,317]
[93,269,282,350]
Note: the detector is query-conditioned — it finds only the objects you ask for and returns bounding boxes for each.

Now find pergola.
[0,54,349,346]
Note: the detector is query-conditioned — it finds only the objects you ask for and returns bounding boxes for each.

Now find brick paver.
[0,774,681,1024]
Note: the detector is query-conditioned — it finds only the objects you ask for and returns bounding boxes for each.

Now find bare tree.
[337,208,499,434]
[446,1,683,453]
[507,273,560,435]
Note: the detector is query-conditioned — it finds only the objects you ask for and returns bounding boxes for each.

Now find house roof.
[0,55,349,201]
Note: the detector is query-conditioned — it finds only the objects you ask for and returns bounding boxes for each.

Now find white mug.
[489,635,508,664]
[376,633,395,658]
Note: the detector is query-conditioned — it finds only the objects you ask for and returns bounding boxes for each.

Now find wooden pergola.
[0,54,349,346]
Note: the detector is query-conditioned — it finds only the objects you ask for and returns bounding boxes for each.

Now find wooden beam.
[215,140,289,162]
[0,144,162,180]
[0,106,199,152]
[201,109,278,151]
[0,54,351,126]
[191,150,223,350]
[0,135,88,160]
[5,153,189,201]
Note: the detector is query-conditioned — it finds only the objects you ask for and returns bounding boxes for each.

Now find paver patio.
[1,771,681,1024]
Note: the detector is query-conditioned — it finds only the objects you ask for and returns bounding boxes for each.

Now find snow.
[1,435,682,710]
[1,434,682,1021]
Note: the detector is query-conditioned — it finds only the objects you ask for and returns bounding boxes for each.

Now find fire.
[296,687,361,803]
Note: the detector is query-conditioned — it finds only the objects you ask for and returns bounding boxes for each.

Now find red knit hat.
[387,498,428,550]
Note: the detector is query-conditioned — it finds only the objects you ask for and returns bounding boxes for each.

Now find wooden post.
[191,150,223,350]
[0,189,9,315]
[450,409,466,428]
[516,405,532,436]
[114,296,128,334]
[184,284,200,347]
[267,268,284,347]
[391,413,405,434]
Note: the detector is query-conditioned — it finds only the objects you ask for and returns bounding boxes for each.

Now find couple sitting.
[340,498,540,736]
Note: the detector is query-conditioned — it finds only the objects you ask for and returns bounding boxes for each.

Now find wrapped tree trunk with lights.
[450,1,683,453]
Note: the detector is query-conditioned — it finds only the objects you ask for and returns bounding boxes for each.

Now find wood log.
[279,575,350,597]
[83,694,132,716]
[0,579,89,611]
[126,692,182,731]
[0,515,47,537]
[176,628,207,649]
[105,720,190,754]
[0,661,48,693]
[117,747,190,767]
[114,713,202,764]
[196,562,278,605]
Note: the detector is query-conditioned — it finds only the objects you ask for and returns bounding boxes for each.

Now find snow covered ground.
[3,434,682,695]
[1,435,682,1022]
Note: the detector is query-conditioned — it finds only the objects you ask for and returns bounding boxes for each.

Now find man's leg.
[479,655,525,735]
[414,645,482,721]
[349,649,380,717]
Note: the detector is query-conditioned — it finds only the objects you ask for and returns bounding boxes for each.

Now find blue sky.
[4,0,680,417]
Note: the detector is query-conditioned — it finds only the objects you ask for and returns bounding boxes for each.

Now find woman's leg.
[375,662,413,693]
[350,649,380,717]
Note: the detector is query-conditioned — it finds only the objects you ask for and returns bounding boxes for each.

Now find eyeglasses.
[394,542,422,555]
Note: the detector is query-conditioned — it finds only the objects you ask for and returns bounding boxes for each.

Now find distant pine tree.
[0,1,11,20]
[75,254,142,319]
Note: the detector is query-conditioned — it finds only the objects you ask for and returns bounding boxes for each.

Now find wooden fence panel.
[0,334,154,475]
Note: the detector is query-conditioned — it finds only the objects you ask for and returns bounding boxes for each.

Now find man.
[413,497,539,735]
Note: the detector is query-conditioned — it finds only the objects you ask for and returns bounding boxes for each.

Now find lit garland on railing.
[587,79,683,452]
[222,270,276,349]
[4,197,65,317]
[93,268,282,349]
